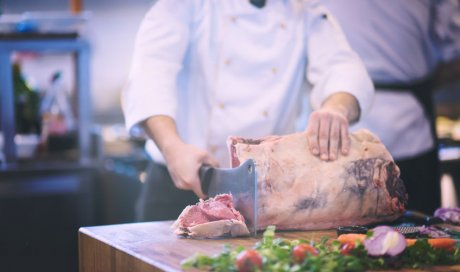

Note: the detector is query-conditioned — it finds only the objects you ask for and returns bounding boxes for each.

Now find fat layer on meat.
[175,219,249,238]
[228,129,407,230]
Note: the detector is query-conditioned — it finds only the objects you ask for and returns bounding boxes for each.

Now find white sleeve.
[121,0,195,134]
[433,0,460,62]
[305,3,374,115]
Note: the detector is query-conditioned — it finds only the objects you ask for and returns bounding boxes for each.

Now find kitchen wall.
[3,0,156,123]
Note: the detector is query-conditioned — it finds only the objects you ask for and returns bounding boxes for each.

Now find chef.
[122,0,374,221]
[323,0,460,214]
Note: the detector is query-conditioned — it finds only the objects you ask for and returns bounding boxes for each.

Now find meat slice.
[172,194,250,238]
[228,129,407,231]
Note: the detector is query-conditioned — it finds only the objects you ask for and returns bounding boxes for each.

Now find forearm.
[321,92,361,124]
[141,115,218,199]
[141,115,183,156]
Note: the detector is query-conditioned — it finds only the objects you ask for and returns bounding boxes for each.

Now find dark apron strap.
[374,78,438,147]
[249,0,266,8]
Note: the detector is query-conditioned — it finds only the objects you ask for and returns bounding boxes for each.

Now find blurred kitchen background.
[0,0,459,272]
[0,0,153,271]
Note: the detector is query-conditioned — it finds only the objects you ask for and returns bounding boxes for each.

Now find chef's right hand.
[163,142,220,199]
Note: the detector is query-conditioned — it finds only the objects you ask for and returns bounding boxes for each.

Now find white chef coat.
[122,0,373,166]
[323,0,460,160]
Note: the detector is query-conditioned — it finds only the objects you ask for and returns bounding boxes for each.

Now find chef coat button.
[218,103,226,110]
[322,14,328,19]
[271,67,278,75]
[279,22,286,30]
[139,171,147,184]
[262,110,269,118]
[224,59,232,66]
[230,16,237,23]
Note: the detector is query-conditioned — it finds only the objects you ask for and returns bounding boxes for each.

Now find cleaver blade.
[199,159,258,236]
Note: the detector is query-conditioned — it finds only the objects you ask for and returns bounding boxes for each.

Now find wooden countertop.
[79,221,460,272]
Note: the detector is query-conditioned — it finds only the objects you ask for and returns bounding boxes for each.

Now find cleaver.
[199,159,258,236]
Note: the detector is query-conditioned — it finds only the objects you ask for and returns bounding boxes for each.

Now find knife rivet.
[248,164,253,174]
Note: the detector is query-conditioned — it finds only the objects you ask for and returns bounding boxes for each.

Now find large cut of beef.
[228,129,407,231]
[172,194,250,238]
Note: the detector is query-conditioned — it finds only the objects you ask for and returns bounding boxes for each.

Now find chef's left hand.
[305,92,360,161]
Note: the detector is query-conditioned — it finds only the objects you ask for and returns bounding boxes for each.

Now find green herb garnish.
[181,227,460,271]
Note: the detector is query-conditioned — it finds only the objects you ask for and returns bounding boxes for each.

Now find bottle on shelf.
[12,61,42,159]
[13,62,41,135]
[40,71,77,155]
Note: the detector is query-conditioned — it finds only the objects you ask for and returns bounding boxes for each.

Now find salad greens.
[181,226,460,272]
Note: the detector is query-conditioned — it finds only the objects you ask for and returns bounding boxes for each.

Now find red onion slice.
[363,227,406,256]
[434,208,460,224]
[371,226,395,236]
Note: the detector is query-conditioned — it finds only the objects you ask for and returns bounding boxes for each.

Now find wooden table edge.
[79,226,174,272]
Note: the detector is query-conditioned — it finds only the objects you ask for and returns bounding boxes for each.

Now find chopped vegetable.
[434,208,460,224]
[337,233,366,244]
[372,226,395,236]
[424,238,457,251]
[402,239,460,269]
[292,244,318,263]
[363,227,406,256]
[181,226,460,272]
[339,242,355,255]
[236,249,263,272]
[404,238,457,251]
[419,225,450,238]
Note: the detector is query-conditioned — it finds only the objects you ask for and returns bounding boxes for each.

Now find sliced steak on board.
[172,194,250,238]
[228,129,407,231]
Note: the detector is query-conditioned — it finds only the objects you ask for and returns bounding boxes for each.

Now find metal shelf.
[0,35,91,167]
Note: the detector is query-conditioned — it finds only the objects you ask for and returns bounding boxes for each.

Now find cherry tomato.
[236,249,263,272]
[292,244,318,263]
[340,242,355,255]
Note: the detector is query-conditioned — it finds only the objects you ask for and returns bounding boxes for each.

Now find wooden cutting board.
[78,221,460,272]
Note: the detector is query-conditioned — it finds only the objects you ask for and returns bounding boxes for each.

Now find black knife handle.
[199,165,214,195]
[336,225,369,236]
[403,210,444,225]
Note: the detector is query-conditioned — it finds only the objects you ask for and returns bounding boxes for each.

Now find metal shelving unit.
[0,34,92,167]
[0,34,97,272]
